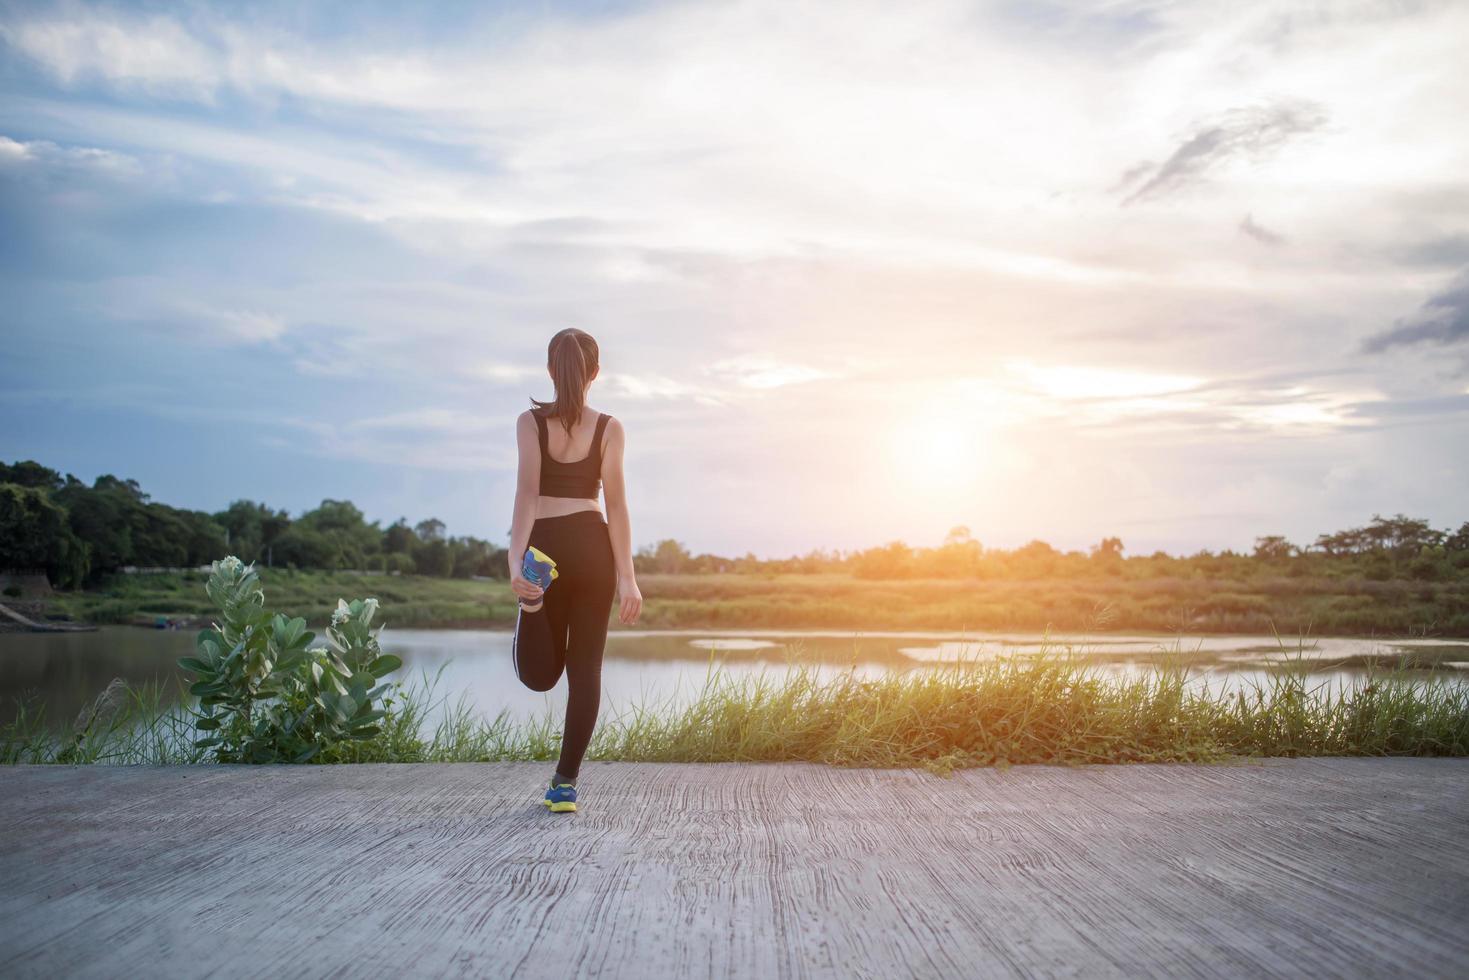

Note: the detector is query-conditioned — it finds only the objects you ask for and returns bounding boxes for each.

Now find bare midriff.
[535,495,603,520]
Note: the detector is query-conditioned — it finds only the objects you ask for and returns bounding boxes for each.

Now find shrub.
[177,557,402,763]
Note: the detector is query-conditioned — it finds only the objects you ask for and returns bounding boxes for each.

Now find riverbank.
[38,568,1469,636]
[8,646,1467,765]
[2,758,1465,978]
[0,600,97,634]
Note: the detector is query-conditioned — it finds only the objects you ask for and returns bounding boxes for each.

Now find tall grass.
[1,679,200,765]
[5,643,1467,768]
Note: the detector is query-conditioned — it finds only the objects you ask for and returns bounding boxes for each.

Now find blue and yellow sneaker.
[543,782,577,813]
[521,546,559,593]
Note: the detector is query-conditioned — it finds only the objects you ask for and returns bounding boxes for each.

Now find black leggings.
[512,510,617,779]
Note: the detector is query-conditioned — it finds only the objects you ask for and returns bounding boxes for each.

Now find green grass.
[39,568,1469,635]
[6,644,1466,769]
[45,568,518,629]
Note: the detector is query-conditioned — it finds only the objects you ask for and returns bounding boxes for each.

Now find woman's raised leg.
[512,584,569,692]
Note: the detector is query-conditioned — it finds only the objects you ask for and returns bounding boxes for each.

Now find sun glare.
[1007,360,1202,400]
[893,414,984,489]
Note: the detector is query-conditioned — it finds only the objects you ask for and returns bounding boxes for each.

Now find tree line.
[633,519,1469,582]
[2,459,1466,588]
[0,461,508,587]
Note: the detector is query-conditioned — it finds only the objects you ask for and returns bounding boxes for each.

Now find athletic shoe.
[521,546,559,593]
[543,782,577,813]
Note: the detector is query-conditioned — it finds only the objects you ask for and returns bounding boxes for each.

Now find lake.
[4,626,1468,730]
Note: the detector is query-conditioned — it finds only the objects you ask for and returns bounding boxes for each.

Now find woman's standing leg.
[555,519,617,780]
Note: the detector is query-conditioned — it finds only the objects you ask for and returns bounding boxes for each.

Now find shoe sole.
[543,800,577,813]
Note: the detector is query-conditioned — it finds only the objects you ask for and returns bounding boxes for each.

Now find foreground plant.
[178,556,402,762]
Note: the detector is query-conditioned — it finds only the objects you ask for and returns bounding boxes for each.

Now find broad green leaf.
[367,655,402,676]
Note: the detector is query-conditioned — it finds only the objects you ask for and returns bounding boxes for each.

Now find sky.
[2,0,1467,559]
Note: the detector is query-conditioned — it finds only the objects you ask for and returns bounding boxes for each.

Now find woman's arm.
[601,417,642,625]
[507,411,544,603]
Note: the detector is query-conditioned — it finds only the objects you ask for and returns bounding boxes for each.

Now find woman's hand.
[617,576,643,625]
[510,569,545,604]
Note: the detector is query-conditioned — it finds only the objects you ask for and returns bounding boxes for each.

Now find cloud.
[604,372,722,404]
[1347,394,1469,421]
[1120,100,1328,206]
[705,356,833,389]
[461,361,542,385]
[1000,360,1374,434]
[91,281,289,346]
[349,408,494,433]
[1239,213,1284,245]
[1392,234,1469,270]
[1007,360,1201,400]
[1362,269,1469,352]
[0,13,219,97]
[197,307,287,344]
[0,133,141,177]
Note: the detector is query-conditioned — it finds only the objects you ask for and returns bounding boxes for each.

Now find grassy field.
[38,567,1469,636]
[6,646,1466,767]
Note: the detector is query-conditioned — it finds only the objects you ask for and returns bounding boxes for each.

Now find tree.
[415,518,446,543]
[414,538,453,577]
[851,541,913,579]
[177,509,229,565]
[55,476,142,575]
[214,500,290,565]
[1253,536,1295,560]
[272,526,339,570]
[0,461,64,492]
[0,483,89,587]
[1365,514,1442,555]
[449,537,501,579]
[126,504,227,567]
[652,539,691,574]
[1091,537,1124,559]
[260,509,291,567]
[93,474,149,502]
[384,518,418,555]
[294,500,380,570]
[1315,515,1442,556]
[1447,522,1469,553]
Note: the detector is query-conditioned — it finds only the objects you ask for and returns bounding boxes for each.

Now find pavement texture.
[1,758,1467,979]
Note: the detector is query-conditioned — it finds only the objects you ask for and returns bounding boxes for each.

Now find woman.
[508,327,642,814]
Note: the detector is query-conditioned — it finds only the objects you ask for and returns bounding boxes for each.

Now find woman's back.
[530,407,614,513]
[536,407,609,465]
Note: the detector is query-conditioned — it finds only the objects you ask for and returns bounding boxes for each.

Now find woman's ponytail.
[531,328,599,435]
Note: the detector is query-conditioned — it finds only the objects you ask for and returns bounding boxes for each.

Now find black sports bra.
[536,410,611,498]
